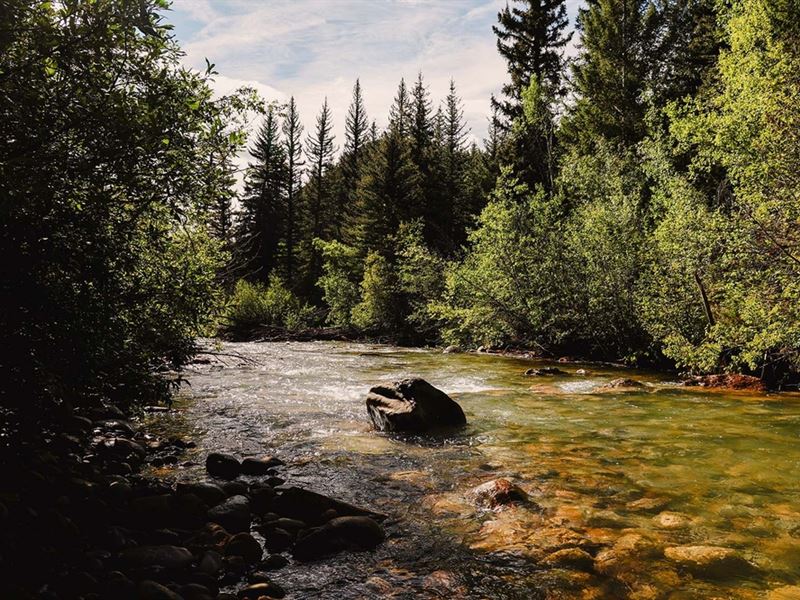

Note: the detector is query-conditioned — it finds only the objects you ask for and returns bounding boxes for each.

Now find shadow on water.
[144,340,800,599]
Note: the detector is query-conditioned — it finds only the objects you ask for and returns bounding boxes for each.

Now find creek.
[146,341,800,599]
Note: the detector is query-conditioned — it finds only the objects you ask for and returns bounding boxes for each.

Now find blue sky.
[167,0,582,149]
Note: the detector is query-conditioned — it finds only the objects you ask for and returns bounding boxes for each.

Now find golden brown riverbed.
[146,341,800,599]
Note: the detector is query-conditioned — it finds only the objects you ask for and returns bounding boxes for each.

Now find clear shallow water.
[147,341,800,599]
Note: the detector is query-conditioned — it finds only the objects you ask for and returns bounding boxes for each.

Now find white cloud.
[168,0,583,155]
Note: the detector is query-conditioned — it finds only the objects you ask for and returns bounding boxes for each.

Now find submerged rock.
[270,486,385,526]
[664,545,755,578]
[241,456,284,475]
[366,378,466,432]
[524,367,565,376]
[469,478,529,509]
[238,581,286,599]
[292,516,385,562]
[599,378,645,389]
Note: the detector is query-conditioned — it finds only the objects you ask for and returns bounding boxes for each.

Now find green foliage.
[0,0,256,430]
[224,278,313,331]
[431,172,573,348]
[396,221,446,337]
[352,252,397,332]
[314,239,361,327]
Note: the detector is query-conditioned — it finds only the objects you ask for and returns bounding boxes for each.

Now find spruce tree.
[353,126,422,256]
[388,78,411,138]
[301,98,337,290]
[240,105,288,281]
[492,0,572,125]
[282,96,304,285]
[563,0,662,150]
[341,80,369,241]
[441,80,470,247]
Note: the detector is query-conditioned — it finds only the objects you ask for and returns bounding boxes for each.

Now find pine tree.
[492,0,572,125]
[410,72,434,159]
[441,80,470,247]
[341,80,369,241]
[353,127,422,256]
[388,78,411,138]
[282,96,304,286]
[240,105,288,281]
[563,0,662,150]
[301,98,337,290]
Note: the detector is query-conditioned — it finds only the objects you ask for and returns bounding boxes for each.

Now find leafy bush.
[0,0,256,433]
[352,251,397,332]
[225,278,313,331]
[314,239,361,327]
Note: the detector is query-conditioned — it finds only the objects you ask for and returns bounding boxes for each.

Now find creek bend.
[146,341,800,599]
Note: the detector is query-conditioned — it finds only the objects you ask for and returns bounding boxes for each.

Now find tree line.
[224,0,800,387]
[3,0,799,439]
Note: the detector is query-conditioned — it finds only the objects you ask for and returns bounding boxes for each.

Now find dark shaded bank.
[0,398,549,600]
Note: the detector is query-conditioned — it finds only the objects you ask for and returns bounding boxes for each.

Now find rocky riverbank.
[0,404,388,600]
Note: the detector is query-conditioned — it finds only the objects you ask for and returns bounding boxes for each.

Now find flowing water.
[146,341,800,599]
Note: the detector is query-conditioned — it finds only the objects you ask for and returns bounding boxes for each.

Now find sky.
[167,0,582,154]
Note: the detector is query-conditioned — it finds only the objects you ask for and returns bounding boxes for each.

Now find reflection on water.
[147,341,800,599]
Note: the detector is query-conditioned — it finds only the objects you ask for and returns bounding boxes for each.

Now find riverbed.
[146,341,800,599]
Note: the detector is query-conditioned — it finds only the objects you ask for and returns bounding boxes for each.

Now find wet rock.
[575,369,590,376]
[682,374,766,391]
[139,580,183,600]
[205,453,241,479]
[224,532,263,564]
[366,378,466,432]
[129,494,175,527]
[443,345,462,354]
[207,494,251,533]
[104,571,135,599]
[626,496,670,513]
[263,527,293,552]
[542,547,595,571]
[102,437,146,460]
[241,456,284,475]
[118,545,193,570]
[292,516,385,562]
[238,581,286,599]
[179,583,214,600]
[199,550,224,575]
[176,482,226,507]
[250,486,275,514]
[221,480,249,497]
[67,415,95,433]
[469,478,529,509]
[599,378,645,389]
[664,545,755,578]
[524,367,565,376]
[585,509,629,529]
[260,554,289,571]
[594,533,663,576]
[270,486,386,526]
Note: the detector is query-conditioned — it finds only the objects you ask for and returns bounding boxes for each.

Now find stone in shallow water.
[653,511,693,529]
[366,378,466,432]
[207,495,251,533]
[542,547,595,571]
[664,545,755,579]
[469,478,529,509]
[599,378,645,389]
[292,516,385,562]
[205,452,241,479]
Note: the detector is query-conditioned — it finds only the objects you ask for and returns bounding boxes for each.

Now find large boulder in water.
[366,378,466,432]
